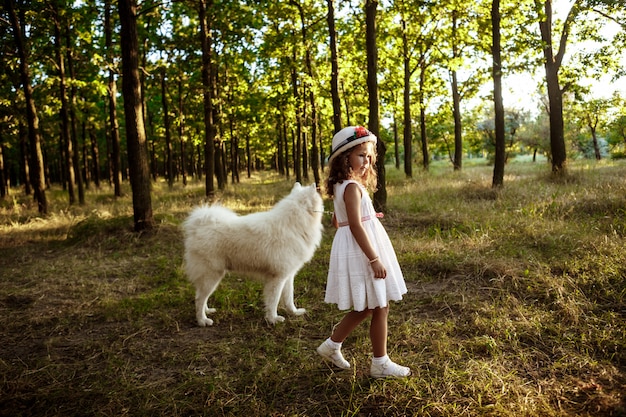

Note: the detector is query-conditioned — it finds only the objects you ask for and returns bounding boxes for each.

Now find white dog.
[183,183,323,326]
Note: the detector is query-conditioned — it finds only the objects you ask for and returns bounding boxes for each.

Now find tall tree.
[104,0,122,196]
[327,0,342,134]
[401,17,414,177]
[118,0,155,232]
[450,8,463,171]
[535,0,573,174]
[0,137,7,198]
[161,67,174,188]
[199,0,215,196]
[52,3,77,204]
[290,39,303,184]
[491,0,505,187]
[177,76,187,186]
[65,17,84,204]
[290,0,321,186]
[366,0,385,212]
[393,0,444,172]
[6,0,47,214]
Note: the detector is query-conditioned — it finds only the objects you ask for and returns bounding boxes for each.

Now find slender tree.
[118,0,155,232]
[199,0,215,196]
[492,0,505,187]
[400,18,417,178]
[52,4,77,204]
[65,19,84,204]
[535,0,571,174]
[177,76,187,186]
[327,0,342,134]
[161,67,174,188]
[104,0,122,196]
[450,9,463,171]
[0,141,6,198]
[366,0,385,212]
[6,0,47,214]
[290,0,321,186]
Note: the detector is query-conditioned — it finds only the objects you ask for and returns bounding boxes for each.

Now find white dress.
[325,180,407,311]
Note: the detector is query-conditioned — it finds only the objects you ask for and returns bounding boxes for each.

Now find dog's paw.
[293,308,306,316]
[266,314,285,325]
[197,317,214,327]
[205,307,217,314]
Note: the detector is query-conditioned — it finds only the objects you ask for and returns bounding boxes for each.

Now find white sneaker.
[370,358,411,378]
[316,341,350,369]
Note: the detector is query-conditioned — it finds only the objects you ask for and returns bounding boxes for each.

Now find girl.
[317,126,410,378]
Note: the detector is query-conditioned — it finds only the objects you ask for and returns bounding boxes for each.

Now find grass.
[1,159,625,416]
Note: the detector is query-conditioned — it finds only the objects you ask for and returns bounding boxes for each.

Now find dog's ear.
[293,182,302,190]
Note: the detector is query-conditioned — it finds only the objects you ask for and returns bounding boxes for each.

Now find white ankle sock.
[326,338,342,350]
[372,355,389,365]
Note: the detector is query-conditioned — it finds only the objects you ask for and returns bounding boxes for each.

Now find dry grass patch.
[1,161,626,416]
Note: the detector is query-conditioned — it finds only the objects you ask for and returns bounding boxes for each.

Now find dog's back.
[184,205,238,231]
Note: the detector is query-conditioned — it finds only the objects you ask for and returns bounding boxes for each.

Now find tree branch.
[591,7,626,29]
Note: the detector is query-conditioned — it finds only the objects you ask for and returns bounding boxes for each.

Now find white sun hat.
[328,126,377,165]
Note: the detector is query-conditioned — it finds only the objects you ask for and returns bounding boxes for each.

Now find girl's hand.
[371,259,387,279]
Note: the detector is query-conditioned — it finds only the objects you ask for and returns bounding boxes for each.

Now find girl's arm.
[344,183,387,279]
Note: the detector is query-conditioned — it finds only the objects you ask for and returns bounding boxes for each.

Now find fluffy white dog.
[183,183,324,326]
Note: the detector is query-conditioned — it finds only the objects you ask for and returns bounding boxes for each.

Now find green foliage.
[1,0,624,190]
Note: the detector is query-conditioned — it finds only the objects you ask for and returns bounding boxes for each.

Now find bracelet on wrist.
[369,256,379,264]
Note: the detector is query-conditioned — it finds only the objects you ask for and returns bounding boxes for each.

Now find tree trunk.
[492,0,506,188]
[7,0,47,214]
[161,68,174,188]
[291,41,302,184]
[66,25,84,204]
[451,10,462,171]
[248,132,254,178]
[538,0,573,174]
[105,0,122,197]
[89,125,101,188]
[283,115,290,178]
[451,70,462,170]
[214,61,225,190]
[291,0,320,185]
[118,0,155,232]
[276,117,284,175]
[419,61,429,170]
[402,19,413,178]
[18,121,31,195]
[393,109,399,169]
[53,9,77,204]
[366,0,385,212]
[341,80,351,126]
[177,78,187,186]
[327,0,342,134]
[199,0,215,196]
[544,61,566,171]
[81,122,90,189]
[0,141,6,198]
[587,114,601,160]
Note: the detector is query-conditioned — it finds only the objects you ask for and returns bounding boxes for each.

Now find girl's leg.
[318,309,373,369]
[369,305,411,378]
[330,309,373,342]
[369,306,389,358]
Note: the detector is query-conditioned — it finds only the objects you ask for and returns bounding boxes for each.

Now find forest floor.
[1,159,625,416]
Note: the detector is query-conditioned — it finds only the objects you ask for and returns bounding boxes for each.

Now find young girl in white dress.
[317,126,410,378]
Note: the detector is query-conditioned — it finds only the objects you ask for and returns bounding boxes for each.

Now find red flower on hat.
[354,126,369,139]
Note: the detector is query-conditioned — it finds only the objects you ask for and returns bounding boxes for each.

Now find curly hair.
[324,144,378,198]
